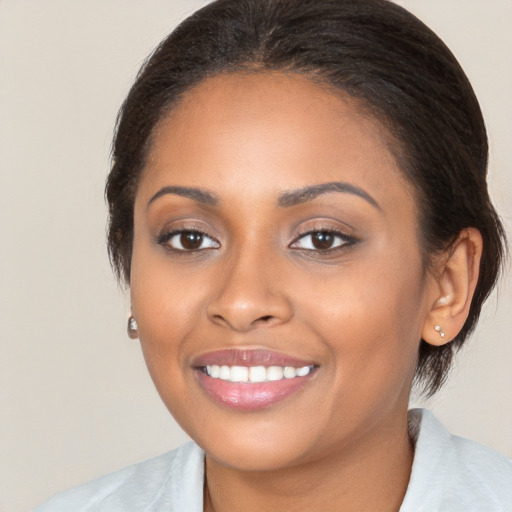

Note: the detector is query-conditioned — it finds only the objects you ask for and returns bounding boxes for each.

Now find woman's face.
[131,72,437,471]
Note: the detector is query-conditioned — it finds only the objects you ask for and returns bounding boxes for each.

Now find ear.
[422,228,483,346]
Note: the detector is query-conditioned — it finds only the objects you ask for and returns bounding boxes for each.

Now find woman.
[34,0,511,510]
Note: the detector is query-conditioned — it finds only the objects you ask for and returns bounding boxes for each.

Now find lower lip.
[196,370,313,411]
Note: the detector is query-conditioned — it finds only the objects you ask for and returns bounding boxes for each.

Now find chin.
[205,438,312,472]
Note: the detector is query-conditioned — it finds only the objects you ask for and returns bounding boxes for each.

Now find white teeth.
[219,365,230,380]
[267,366,284,381]
[249,366,267,383]
[296,366,311,377]
[204,364,313,383]
[229,366,249,382]
[283,366,297,379]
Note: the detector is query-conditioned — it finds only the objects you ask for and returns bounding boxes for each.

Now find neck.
[203,411,414,512]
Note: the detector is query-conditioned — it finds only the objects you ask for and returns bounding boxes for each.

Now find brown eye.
[290,230,355,252]
[180,232,204,250]
[161,230,220,251]
[311,232,335,250]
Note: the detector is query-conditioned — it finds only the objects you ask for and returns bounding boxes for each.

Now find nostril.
[210,313,275,330]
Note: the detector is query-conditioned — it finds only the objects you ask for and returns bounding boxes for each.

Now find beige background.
[0,1,510,511]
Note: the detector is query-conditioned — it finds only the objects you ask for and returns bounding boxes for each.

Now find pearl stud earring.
[434,325,446,338]
[127,316,138,339]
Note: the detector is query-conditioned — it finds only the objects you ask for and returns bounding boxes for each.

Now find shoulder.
[401,409,512,512]
[31,441,204,512]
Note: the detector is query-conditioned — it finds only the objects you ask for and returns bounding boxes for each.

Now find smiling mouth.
[193,349,318,410]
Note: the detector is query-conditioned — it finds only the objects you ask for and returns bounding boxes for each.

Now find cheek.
[131,236,206,327]
[129,246,203,380]
[297,253,426,383]
[130,265,203,424]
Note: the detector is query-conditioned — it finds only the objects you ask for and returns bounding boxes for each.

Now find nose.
[207,249,293,332]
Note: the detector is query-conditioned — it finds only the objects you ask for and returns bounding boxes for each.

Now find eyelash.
[156,227,357,254]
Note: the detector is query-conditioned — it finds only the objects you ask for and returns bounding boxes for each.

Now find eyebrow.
[147,186,219,208]
[278,181,381,210]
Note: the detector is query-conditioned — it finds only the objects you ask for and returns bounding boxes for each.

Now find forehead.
[141,71,412,208]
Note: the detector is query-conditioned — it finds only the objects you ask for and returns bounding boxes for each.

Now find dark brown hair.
[106,0,506,395]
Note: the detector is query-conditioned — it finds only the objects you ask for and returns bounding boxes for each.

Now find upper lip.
[192,348,316,368]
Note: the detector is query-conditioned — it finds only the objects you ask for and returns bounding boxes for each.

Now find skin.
[130,72,481,512]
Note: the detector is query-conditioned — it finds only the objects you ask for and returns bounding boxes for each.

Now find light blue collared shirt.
[33,409,512,512]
